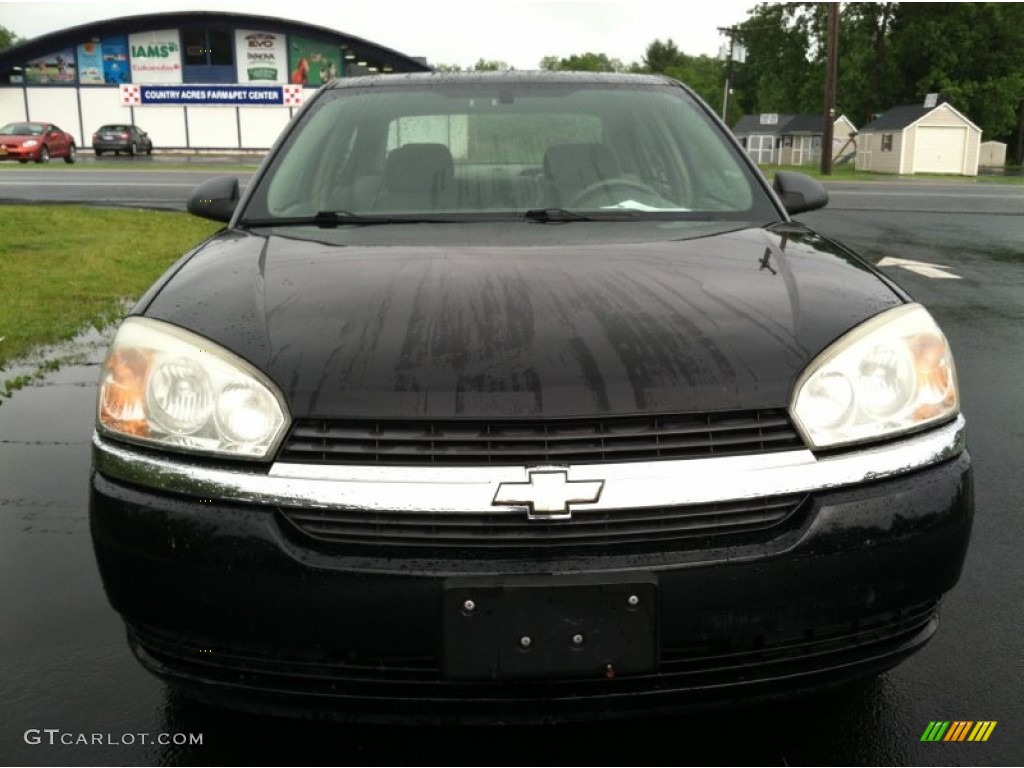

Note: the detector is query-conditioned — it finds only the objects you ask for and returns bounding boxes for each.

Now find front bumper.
[0,147,38,161]
[90,419,973,723]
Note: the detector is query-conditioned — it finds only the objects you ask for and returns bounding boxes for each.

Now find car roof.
[323,70,677,92]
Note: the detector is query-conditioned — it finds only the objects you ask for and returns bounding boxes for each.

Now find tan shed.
[855,102,982,176]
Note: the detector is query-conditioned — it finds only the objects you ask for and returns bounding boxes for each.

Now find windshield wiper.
[523,208,597,223]
[523,208,647,223]
[239,211,454,228]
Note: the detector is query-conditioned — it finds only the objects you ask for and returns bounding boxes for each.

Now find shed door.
[913,126,966,174]
[747,135,775,164]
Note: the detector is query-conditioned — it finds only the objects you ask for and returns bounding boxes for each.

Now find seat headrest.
[384,143,454,192]
[543,143,621,194]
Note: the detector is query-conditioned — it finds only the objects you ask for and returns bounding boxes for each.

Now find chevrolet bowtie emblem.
[493,470,604,520]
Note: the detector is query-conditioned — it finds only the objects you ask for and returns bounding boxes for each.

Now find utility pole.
[718,26,740,123]
[821,3,840,174]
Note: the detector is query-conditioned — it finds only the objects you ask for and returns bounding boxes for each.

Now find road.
[0,175,1021,765]
[0,158,257,209]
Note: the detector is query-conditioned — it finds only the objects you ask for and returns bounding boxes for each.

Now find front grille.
[661,599,939,675]
[280,494,806,550]
[278,409,804,466]
[128,599,939,706]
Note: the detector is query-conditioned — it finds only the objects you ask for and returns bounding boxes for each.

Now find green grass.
[0,205,221,368]
[758,163,1024,184]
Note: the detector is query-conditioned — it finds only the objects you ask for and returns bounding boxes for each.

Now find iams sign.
[132,43,179,58]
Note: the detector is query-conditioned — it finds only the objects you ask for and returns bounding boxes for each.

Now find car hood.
[0,135,38,146]
[140,224,902,419]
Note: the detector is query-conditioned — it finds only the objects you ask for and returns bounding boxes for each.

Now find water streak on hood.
[141,225,901,419]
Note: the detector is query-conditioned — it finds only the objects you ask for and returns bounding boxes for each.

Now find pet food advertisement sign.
[129,30,182,83]
[287,36,342,86]
[235,30,287,84]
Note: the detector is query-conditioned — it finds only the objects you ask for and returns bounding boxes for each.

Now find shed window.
[881,133,893,152]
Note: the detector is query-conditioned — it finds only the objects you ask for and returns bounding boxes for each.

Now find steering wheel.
[568,177,663,208]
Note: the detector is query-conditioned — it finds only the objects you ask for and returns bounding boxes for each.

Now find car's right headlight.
[97,317,289,460]
[790,303,959,450]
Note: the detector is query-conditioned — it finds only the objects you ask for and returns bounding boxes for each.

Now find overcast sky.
[0,0,755,70]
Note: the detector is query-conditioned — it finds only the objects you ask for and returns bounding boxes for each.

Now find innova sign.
[235,30,287,84]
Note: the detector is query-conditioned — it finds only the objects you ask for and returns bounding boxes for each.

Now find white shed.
[855,102,982,176]
[732,113,857,167]
[979,141,1007,169]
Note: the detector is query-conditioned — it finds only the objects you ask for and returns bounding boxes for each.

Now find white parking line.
[876,257,961,279]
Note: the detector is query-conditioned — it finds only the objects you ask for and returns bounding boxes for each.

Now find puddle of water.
[0,322,119,404]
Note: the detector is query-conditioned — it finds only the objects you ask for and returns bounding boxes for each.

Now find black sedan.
[90,72,972,724]
[91,123,153,156]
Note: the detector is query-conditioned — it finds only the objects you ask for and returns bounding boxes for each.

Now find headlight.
[23,140,38,148]
[97,317,289,459]
[791,303,958,449]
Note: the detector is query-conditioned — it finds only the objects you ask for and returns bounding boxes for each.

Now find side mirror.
[773,171,828,215]
[188,176,239,223]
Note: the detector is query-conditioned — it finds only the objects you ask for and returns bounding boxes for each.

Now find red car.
[0,121,77,163]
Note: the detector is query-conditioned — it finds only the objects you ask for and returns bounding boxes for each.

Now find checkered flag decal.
[120,85,141,105]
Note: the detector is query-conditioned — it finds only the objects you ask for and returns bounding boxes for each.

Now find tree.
[664,57,726,112]
[472,58,513,71]
[888,3,1024,147]
[833,3,900,125]
[727,2,1024,158]
[0,25,20,51]
[730,3,823,118]
[642,39,686,73]
[539,52,625,72]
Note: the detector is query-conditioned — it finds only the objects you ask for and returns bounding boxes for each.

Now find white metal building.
[0,12,430,152]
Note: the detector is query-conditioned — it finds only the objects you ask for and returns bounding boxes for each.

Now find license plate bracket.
[442,576,657,680]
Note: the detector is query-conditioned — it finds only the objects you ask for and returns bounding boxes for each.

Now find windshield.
[244,77,776,224]
[0,123,45,136]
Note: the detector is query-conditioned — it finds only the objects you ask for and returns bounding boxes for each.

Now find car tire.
[146,145,153,156]
[129,142,137,156]
[64,144,76,164]
[95,149,103,157]
[36,146,49,164]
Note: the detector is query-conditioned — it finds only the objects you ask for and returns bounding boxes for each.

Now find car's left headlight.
[97,316,289,459]
[23,140,38,148]
[791,303,959,450]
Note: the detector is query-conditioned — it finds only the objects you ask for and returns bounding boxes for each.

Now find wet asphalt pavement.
[0,181,1021,765]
